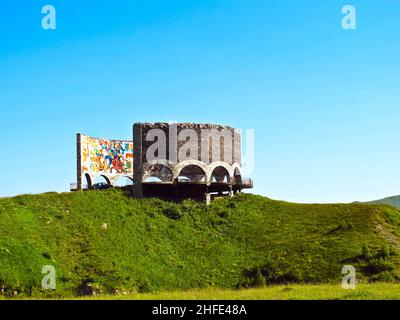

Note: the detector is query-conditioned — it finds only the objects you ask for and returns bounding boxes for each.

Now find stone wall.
[138,122,241,165]
[132,122,243,194]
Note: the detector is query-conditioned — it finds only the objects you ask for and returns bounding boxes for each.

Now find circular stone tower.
[132,122,252,203]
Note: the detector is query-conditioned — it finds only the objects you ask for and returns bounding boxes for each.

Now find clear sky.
[0,0,399,202]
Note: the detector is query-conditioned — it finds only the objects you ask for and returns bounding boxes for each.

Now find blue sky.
[0,0,399,202]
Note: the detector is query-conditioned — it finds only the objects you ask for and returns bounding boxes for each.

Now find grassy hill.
[368,195,400,209]
[1,189,400,298]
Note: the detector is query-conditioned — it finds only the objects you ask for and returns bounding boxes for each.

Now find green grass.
[1,189,400,298]
[6,283,400,300]
[81,283,400,300]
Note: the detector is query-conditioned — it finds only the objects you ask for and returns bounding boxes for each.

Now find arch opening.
[143,164,173,182]
[211,166,230,183]
[114,176,133,187]
[177,165,206,183]
[93,175,112,188]
[84,173,92,190]
[233,167,242,185]
[143,176,163,183]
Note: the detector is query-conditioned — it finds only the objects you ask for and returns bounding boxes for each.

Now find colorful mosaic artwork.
[81,135,134,175]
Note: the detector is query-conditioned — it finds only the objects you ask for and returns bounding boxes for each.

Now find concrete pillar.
[132,123,143,198]
[205,192,211,205]
[76,133,83,191]
[205,185,211,205]
[174,181,179,201]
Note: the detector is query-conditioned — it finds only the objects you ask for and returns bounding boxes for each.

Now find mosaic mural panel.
[80,135,134,175]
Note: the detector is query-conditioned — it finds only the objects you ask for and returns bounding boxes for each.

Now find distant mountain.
[368,195,400,209]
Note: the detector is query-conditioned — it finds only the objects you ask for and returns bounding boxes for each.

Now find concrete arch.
[172,159,210,180]
[93,174,112,186]
[231,163,241,175]
[84,173,93,189]
[143,163,174,182]
[124,175,134,182]
[232,164,242,185]
[210,166,231,183]
[177,164,207,183]
[207,161,234,180]
[114,175,134,187]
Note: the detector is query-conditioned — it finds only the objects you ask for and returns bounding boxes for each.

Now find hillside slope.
[368,195,400,209]
[1,189,400,297]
